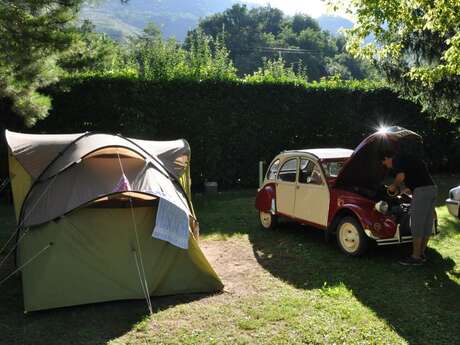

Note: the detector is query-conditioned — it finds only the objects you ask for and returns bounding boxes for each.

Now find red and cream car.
[255,126,438,256]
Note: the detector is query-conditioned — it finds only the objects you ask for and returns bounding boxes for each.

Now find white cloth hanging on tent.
[153,198,189,249]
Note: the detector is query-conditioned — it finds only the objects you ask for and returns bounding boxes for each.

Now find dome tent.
[4,130,223,312]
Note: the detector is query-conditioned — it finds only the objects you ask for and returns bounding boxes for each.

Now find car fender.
[331,203,398,239]
[330,204,373,232]
[255,183,276,212]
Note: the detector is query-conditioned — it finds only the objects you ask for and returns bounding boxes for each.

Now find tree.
[129,22,186,80]
[130,24,237,81]
[291,13,320,33]
[0,0,83,125]
[244,56,308,86]
[345,0,460,120]
[59,20,126,74]
[190,4,375,81]
[188,4,269,75]
[186,29,237,81]
[325,36,378,80]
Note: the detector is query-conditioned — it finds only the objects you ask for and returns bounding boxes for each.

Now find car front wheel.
[259,211,277,230]
[336,216,368,256]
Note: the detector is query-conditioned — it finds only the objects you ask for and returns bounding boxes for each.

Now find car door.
[294,158,330,227]
[276,157,298,216]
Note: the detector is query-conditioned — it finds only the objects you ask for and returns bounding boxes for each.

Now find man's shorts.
[409,185,438,238]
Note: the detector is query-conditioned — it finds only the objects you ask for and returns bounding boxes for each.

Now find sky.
[242,0,352,19]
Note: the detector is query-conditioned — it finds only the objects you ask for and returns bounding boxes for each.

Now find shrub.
[244,56,308,86]
[1,77,458,188]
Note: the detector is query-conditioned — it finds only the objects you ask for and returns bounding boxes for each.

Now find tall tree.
[59,20,126,74]
[130,23,237,81]
[190,4,373,80]
[188,4,269,76]
[0,0,85,125]
[345,0,460,120]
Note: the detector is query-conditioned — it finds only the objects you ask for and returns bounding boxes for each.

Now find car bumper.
[446,198,460,218]
[365,220,439,246]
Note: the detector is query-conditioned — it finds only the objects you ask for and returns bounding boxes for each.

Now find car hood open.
[334,126,422,190]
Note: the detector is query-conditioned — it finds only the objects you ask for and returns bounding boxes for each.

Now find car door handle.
[296,185,300,189]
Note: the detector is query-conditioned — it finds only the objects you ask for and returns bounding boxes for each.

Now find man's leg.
[400,187,429,265]
[412,237,423,259]
[409,187,435,260]
[421,236,430,256]
[421,188,437,258]
[400,235,424,265]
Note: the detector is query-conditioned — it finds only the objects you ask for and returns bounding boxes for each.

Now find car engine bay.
[349,184,413,236]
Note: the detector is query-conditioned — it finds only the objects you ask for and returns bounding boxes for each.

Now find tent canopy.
[5,130,190,180]
[5,130,192,227]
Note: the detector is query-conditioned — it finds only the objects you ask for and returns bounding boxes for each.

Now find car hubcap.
[339,223,360,253]
[260,211,272,228]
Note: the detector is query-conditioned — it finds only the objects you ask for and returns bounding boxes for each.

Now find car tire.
[336,216,368,256]
[259,211,277,230]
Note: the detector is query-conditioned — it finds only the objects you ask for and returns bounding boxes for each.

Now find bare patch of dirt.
[200,238,269,296]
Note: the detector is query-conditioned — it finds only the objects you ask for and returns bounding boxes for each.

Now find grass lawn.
[1,175,459,345]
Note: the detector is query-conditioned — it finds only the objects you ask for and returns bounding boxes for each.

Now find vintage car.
[446,186,460,219]
[255,126,438,256]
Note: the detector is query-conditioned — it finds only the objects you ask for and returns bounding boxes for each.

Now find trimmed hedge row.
[1,77,459,189]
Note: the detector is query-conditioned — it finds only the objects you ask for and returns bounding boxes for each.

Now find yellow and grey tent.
[4,130,223,312]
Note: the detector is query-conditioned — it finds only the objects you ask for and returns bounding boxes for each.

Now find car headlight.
[375,200,389,214]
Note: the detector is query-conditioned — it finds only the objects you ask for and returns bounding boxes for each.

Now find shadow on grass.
[0,268,213,345]
[0,202,215,345]
[194,189,460,344]
[0,272,145,345]
[249,221,460,345]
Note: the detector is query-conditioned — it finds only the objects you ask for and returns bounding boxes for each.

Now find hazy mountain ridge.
[80,0,236,40]
[80,0,354,41]
[317,15,353,35]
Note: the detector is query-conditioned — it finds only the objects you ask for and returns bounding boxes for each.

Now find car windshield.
[322,160,345,178]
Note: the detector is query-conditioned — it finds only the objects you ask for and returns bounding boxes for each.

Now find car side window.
[277,158,298,182]
[321,161,344,178]
[299,159,314,184]
[266,159,280,180]
[299,158,323,185]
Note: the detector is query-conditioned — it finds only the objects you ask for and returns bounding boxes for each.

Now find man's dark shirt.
[392,154,434,191]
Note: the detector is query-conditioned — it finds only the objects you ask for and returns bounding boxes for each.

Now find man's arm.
[389,172,405,193]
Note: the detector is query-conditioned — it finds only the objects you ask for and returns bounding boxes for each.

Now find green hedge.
[1,77,459,189]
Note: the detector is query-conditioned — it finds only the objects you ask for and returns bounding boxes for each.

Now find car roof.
[282,148,353,160]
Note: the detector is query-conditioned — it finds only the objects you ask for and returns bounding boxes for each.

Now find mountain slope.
[80,0,237,41]
[316,15,353,36]
[80,1,354,42]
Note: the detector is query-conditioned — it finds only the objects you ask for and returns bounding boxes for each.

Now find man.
[381,150,437,266]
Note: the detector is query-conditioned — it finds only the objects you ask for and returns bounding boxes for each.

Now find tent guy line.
[0,172,60,268]
[118,151,154,315]
[132,249,153,315]
[0,243,52,288]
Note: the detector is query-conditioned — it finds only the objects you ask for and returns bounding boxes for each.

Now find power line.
[231,47,325,55]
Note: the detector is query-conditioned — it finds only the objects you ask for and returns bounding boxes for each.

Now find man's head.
[380,149,395,169]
